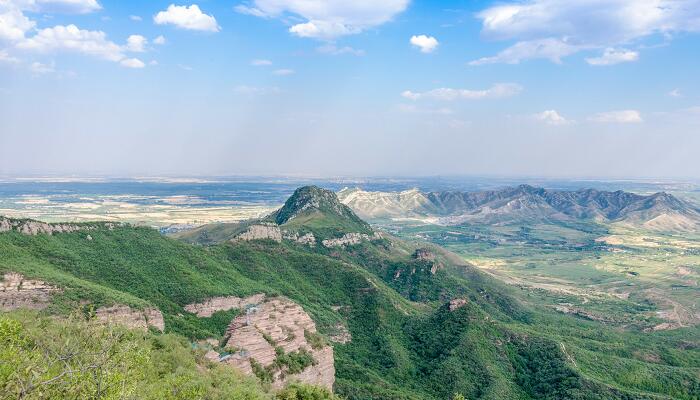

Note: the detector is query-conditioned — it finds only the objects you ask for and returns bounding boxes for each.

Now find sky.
[1,0,700,179]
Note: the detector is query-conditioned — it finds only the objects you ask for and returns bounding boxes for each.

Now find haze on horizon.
[1,0,700,179]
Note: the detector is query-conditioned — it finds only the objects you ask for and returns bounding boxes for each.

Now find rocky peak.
[273,186,365,226]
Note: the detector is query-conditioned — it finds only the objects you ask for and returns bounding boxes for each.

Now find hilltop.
[176,186,374,245]
[338,185,700,231]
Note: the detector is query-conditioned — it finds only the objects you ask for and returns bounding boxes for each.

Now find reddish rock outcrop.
[221,297,335,390]
[0,272,59,310]
[184,294,266,317]
[95,305,165,332]
[448,298,469,311]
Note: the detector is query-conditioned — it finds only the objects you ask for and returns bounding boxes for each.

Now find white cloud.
[0,5,36,41]
[586,48,639,65]
[129,15,142,22]
[29,60,54,74]
[668,88,682,97]
[120,57,144,68]
[470,38,579,65]
[153,35,166,45]
[18,24,124,61]
[273,68,294,75]
[250,58,272,66]
[410,35,438,53]
[17,24,148,69]
[472,0,700,65]
[316,44,364,56]
[402,83,523,101]
[234,0,409,39]
[154,4,220,32]
[533,110,570,125]
[125,34,147,52]
[589,110,643,123]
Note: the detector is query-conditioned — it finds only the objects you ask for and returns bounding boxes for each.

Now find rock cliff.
[220,297,335,390]
[95,305,165,332]
[321,232,382,248]
[0,217,87,236]
[184,293,266,317]
[0,272,59,310]
[232,223,283,243]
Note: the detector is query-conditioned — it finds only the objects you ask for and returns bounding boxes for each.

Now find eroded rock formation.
[220,297,335,390]
[0,272,59,310]
[321,232,382,248]
[283,232,317,246]
[233,224,283,243]
[0,217,87,236]
[95,305,165,332]
[184,294,266,317]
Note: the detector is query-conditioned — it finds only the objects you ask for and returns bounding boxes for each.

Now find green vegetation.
[275,383,340,400]
[269,186,372,240]
[1,185,698,400]
[0,311,269,399]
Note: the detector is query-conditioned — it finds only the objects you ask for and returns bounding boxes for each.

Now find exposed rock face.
[448,298,468,311]
[283,231,317,246]
[184,294,266,317]
[413,248,443,275]
[222,297,335,390]
[95,305,165,332]
[0,272,59,310]
[0,217,87,236]
[233,224,282,243]
[322,232,382,248]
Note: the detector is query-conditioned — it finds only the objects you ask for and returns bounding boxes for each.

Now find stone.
[233,224,282,243]
[0,272,59,311]
[321,232,382,248]
[95,305,165,332]
[184,294,266,318]
[222,297,335,390]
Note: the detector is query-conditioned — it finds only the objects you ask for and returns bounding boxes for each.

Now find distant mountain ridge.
[338,185,700,231]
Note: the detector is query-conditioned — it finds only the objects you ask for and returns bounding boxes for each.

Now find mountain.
[176,186,373,245]
[338,185,700,230]
[1,187,698,399]
[268,186,372,237]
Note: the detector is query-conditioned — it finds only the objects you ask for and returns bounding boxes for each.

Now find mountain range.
[1,186,698,399]
[338,185,700,231]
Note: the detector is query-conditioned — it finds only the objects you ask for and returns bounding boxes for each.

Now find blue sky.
[1,0,700,178]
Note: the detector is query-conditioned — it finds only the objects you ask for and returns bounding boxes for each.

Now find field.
[391,220,700,332]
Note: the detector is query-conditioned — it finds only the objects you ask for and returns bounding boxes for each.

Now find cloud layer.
[235,0,409,39]
[472,0,700,65]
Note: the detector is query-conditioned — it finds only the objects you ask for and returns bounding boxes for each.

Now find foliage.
[275,383,340,400]
[0,311,270,400]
